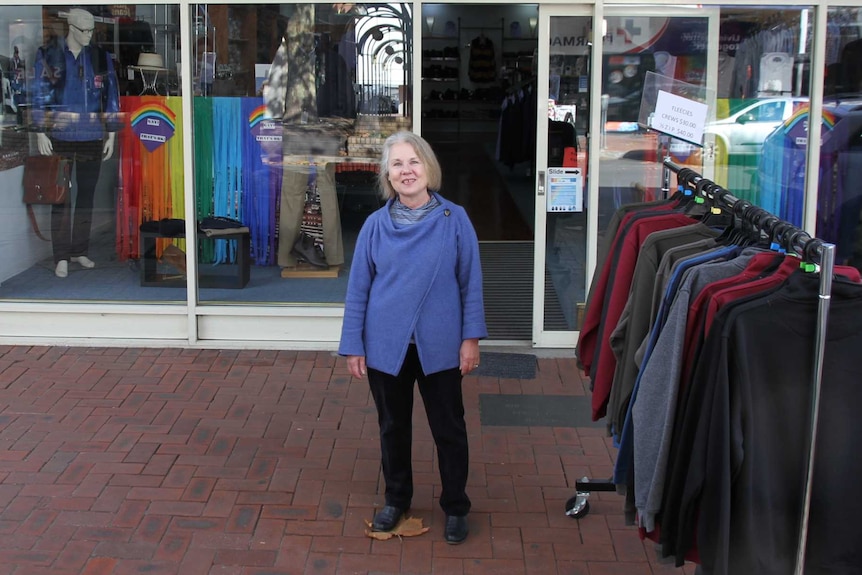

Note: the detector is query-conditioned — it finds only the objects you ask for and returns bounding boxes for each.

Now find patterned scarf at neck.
[390,194,441,227]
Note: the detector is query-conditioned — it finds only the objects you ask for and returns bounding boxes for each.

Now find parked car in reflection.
[706,97,808,156]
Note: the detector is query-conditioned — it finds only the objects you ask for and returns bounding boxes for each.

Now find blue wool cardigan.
[338,193,488,376]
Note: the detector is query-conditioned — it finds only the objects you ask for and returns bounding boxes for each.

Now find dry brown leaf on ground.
[364,516,430,540]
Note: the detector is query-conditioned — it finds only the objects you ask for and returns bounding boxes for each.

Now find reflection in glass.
[190,3,413,304]
[546,16,591,331]
[0,5,163,301]
[818,6,862,271]
[0,3,414,306]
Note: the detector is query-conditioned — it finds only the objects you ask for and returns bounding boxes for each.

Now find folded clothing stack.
[198,216,250,237]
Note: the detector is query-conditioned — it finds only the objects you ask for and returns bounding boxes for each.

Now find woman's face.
[387,142,429,204]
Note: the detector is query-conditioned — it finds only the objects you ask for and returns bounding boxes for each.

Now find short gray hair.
[377,131,442,200]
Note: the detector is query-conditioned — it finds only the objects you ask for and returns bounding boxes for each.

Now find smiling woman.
[339,130,486,544]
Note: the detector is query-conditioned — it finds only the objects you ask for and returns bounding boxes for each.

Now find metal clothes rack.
[568,158,836,575]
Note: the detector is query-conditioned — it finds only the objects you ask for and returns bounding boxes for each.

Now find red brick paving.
[0,345,699,575]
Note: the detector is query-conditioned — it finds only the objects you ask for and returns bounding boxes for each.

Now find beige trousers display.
[277,162,344,268]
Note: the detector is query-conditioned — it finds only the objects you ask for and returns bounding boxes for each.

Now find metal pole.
[794,242,835,575]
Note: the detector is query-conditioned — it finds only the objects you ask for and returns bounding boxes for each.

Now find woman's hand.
[347,355,367,379]
[459,338,480,376]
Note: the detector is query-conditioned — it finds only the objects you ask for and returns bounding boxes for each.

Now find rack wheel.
[565,494,590,518]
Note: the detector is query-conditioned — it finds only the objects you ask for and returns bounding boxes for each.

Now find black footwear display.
[371,505,406,532]
[444,515,468,544]
[290,232,328,268]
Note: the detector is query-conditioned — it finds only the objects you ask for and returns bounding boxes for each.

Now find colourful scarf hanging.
[212,97,243,264]
[241,98,282,266]
[116,95,183,261]
[166,97,185,227]
[194,97,215,263]
[118,95,286,268]
[116,99,142,260]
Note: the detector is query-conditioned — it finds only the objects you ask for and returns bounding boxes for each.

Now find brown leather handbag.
[22,155,72,241]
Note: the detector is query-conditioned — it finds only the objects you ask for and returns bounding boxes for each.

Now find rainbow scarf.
[119,96,282,267]
[116,96,184,261]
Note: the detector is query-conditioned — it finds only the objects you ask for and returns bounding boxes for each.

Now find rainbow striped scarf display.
[117,96,282,267]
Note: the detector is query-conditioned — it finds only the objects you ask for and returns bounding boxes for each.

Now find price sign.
[650,90,708,146]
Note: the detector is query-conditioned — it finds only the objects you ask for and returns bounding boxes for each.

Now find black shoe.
[444,515,468,544]
[371,505,406,532]
[290,233,328,268]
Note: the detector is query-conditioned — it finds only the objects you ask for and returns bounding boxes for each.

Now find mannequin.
[32,8,120,278]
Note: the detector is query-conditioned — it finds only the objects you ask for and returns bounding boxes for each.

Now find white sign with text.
[547,167,583,213]
[650,90,708,146]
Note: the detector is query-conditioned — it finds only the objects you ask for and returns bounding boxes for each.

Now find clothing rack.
[663,158,835,575]
[568,158,836,575]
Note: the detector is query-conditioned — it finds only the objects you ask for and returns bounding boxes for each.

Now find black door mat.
[479,394,605,428]
[473,352,537,379]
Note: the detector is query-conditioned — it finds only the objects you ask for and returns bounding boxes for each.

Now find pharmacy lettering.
[131,102,176,152]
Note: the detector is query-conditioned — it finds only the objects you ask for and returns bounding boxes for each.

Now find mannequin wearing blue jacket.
[32,8,120,278]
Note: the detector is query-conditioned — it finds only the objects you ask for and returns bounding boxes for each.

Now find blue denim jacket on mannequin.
[32,39,121,141]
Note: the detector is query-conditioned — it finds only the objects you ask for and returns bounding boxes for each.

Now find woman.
[339,131,487,544]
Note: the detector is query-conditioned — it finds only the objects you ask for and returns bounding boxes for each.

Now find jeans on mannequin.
[49,139,103,264]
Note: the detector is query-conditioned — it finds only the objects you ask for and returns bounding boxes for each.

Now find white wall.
[0,165,52,284]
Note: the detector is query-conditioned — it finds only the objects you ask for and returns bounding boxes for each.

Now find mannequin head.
[66,9,95,51]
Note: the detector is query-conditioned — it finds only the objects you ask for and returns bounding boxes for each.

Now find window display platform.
[140,230,250,289]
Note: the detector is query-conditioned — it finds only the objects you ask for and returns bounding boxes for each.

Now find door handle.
[537,170,545,196]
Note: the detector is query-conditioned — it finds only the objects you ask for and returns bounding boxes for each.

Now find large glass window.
[818,6,862,271]
[190,3,412,304]
[596,11,711,270]
[0,3,413,305]
[1,4,185,302]
[597,7,815,260]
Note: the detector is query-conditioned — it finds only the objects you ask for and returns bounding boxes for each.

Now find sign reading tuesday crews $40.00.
[650,90,708,146]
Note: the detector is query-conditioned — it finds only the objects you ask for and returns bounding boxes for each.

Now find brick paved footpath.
[0,346,698,575]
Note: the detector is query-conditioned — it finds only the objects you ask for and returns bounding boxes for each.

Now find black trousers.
[50,139,103,264]
[367,345,471,516]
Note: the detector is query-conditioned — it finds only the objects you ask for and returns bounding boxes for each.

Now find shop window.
[0,3,413,306]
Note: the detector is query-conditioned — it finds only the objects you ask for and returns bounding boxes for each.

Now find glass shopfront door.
[532,6,717,347]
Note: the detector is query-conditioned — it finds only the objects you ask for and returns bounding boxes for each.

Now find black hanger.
[671,168,696,205]
[679,178,713,217]
[783,228,812,258]
[699,183,734,228]
[715,199,752,246]
[764,218,790,250]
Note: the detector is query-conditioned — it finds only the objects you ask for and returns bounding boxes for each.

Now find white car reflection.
[707,97,808,156]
